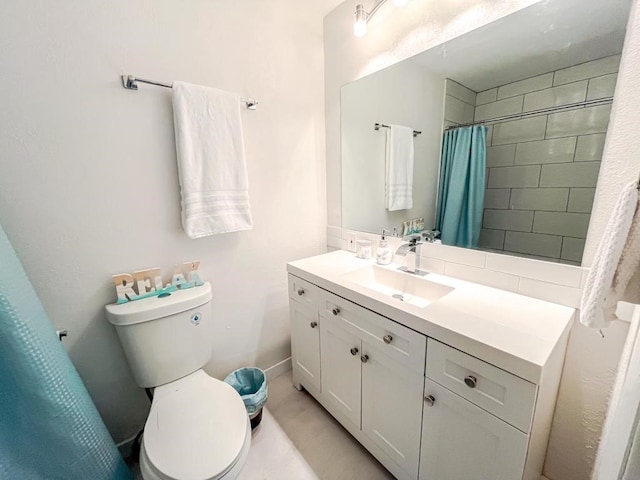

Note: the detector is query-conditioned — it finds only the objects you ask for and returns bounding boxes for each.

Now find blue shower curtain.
[0,225,130,479]
[435,125,487,248]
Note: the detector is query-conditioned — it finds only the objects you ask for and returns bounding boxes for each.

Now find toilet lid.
[144,371,249,480]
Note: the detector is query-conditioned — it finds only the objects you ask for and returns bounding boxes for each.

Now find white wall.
[341,61,444,234]
[0,0,333,444]
[325,1,640,479]
[544,1,640,478]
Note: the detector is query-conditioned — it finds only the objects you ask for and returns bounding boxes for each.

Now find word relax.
[113,261,204,304]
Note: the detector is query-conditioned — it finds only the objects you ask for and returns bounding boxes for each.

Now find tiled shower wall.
[443,55,619,265]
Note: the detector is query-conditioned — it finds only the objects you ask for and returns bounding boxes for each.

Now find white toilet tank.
[105,283,213,388]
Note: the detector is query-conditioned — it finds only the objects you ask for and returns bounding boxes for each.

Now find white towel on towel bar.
[385,125,414,211]
[172,81,253,238]
[580,181,639,329]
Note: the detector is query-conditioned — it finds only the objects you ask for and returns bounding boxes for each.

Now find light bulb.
[354,4,368,37]
[394,0,409,5]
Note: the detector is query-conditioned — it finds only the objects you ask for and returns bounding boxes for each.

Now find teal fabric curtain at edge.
[0,224,131,480]
[435,125,487,248]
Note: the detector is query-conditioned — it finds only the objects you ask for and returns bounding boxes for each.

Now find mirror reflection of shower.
[341,0,630,266]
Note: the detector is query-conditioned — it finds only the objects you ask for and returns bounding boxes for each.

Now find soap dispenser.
[376,229,392,265]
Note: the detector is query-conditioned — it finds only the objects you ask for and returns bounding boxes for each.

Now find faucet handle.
[402,234,422,244]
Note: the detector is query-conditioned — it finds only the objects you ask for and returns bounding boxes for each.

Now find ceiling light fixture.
[353,0,410,37]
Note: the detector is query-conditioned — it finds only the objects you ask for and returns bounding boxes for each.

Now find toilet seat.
[140,370,251,480]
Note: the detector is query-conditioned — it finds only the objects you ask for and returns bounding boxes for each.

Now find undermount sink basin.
[340,265,454,308]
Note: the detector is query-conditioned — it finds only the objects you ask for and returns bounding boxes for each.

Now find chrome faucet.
[395,238,426,275]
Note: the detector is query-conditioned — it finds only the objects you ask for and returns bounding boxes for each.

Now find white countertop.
[287,250,575,383]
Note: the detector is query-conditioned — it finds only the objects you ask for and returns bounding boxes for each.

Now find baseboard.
[264,356,291,381]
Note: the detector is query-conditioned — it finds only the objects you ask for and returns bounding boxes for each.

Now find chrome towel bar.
[121,75,258,110]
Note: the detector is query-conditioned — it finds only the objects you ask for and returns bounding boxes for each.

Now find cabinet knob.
[464,375,478,388]
[332,307,341,316]
[297,289,305,296]
[350,347,359,356]
[310,321,318,328]
[383,334,393,344]
[360,354,369,363]
[424,395,436,407]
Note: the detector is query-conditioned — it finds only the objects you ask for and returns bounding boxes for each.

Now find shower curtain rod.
[446,96,613,130]
[120,75,258,110]
[374,123,422,137]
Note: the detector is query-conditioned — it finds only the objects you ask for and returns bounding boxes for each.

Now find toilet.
[105,282,251,480]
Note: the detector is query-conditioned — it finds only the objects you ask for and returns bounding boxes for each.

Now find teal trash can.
[224,367,268,429]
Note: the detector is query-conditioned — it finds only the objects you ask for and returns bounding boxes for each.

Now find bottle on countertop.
[376,229,392,265]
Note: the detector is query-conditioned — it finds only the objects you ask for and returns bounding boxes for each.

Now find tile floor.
[131,370,393,479]
[240,371,392,479]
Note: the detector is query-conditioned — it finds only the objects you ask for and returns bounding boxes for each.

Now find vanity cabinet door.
[419,379,528,480]
[320,314,362,428]
[362,340,425,479]
[290,301,321,392]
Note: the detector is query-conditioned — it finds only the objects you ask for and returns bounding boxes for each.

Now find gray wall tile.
[475,96,523,121]
[445,95,475,124]
[546,105,611,138]
[553,55,621,86]
[479,229,505,250]
[568,188,596,213]
[486,124,494,146]
[476,88,497,105]
[575,134,606,161]
[587,73,618,100]
[477,57,614,263]
[484,209,534,232]
[504,231,562,258]
[492,116,547,145]
[561,237,586,262]
[489,165,541,188]
[484,188,511,209]
[510,188,569,211]
[539,162,601,187]
[515,137,577,165]
[497,73,553,100]
[486,144,516,167]
[523,81,587,112]
[533,211,590,238]
[446,79,477,105]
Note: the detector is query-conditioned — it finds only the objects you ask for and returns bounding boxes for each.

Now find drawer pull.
[310,321,318,329]
[332,307,341,316]
[383,334,393,344]
[350,347,359,356]
[297,289,305,296]
[424,395,436,407]
[464,375,478,389]
[361,354,369,363]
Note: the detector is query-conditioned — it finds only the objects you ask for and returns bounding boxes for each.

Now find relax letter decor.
[113,261,204,304]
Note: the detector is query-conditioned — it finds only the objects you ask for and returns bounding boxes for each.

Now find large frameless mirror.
[341,0,632,265]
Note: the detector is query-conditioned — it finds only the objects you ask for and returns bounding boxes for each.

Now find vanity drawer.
[321,290,426,374]
[426,339,536,433]
[288,275,320,309]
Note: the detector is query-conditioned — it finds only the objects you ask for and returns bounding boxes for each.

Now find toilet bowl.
[105,283,250,480]
[139,370,251,480]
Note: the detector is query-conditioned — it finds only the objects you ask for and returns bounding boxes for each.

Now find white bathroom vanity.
[288,250,574,480]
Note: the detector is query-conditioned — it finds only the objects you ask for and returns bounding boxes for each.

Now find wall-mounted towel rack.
[121,75,258,110]
[374,123,421,137]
